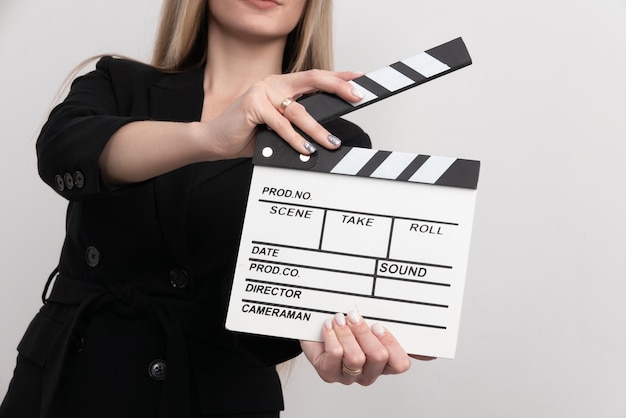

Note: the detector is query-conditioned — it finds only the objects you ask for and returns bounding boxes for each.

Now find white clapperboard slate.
[226,38,478,358]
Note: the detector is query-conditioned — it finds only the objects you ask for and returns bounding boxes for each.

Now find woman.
[1,1,424,417]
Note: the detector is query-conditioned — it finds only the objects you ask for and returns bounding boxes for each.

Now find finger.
[331,313,366,383]
[333,71,368,102]
[243,90,315,154]
[370,323,412,375]
[300,319,344,383]
[262,105,319,155]
[335,70,367,81]
[343,311,390,384]
[280,100,342,150]
[283,70,366,104]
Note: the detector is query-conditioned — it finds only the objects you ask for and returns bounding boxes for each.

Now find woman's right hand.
[100,69,364,185]
[198,69,366,160]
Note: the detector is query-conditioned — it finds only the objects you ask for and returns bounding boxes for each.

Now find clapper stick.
[299,37,472,123]
[253,37,476,187]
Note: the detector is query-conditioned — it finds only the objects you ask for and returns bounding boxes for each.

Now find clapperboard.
[226,38,478,358]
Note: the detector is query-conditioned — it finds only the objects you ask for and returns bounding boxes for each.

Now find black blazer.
[3,57,371,418]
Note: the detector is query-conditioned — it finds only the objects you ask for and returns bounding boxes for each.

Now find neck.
[203,28,287,100]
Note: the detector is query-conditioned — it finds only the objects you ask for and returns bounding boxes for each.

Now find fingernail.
[334,312,346,326]
[347,310,362,325]
[304,142,317,154]
[372,323,386,337]
[324,319,333,330]
[352,88,365,100]
[327,134,341,146]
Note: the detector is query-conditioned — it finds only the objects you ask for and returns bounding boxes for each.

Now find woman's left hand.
[301,311,434,386]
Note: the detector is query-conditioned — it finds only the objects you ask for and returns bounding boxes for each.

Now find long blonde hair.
[54,1,332,105]
[152,0,334,72]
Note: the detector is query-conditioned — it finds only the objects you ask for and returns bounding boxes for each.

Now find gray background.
[1,1,625,417]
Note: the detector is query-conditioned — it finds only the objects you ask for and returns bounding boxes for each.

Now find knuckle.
[367,348,390,365]
[326,346,344,359]
[305,68,322,81]
[344,352,366,367]
[391,357,412,374]
[398,357,412,373]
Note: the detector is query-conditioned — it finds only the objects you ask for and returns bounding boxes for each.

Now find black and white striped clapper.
[298,37,472,124]
[254,37,479,190]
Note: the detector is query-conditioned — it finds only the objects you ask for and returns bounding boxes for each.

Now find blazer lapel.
[149,69,247,271]
[150,69,204,123]
[150,70,203,269]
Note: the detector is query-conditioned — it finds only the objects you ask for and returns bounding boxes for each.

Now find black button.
[64,172,75,190]
[70,334,84,352]
[86,246,100,267]
[74,171,85,189]
[148,359,166,381]
[169,268,189,289]
[55,175,65,192]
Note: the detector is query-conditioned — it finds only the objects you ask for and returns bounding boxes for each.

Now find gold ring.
[341,363,363,376]
[279,97,294,114]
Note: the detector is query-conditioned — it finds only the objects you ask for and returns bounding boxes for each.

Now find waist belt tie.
[40,274,191,418]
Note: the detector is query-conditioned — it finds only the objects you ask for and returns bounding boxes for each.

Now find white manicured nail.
[372,323,386,337]
[347,310,362,325]
[352,88,365,100]
[334,312,346,326]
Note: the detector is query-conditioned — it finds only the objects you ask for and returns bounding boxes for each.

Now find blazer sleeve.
[36,57,151,200]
